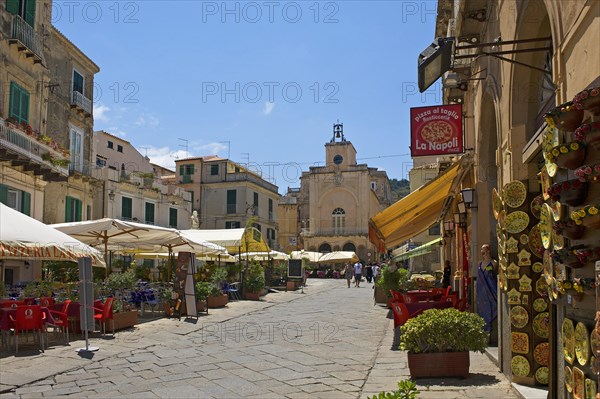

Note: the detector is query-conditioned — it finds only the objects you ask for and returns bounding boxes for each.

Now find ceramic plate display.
[539,204,553,249]
[536,276,547,296]
[573,367,585,399]
[533,312,549,339]
[532,262,543,273]
[519,234,529,245]
[552,230,565,250]
[535,367,549,385]
[519,274,532,291]
[533,342,549,366]
[564,319,576,364]
[503,181,527,209]
[550,199,562,221]
[507,263,520,279]
[565,366,574,393]
[493,188,504,220]
[592,355,599,376]
[528,225,544,258]
[506,211,530,234]
[531,195,544,219]
[575,322,590,366]
[511,355,530,378]
[542,251,553,280]
[510,306,529,329]
[591,329,600,356]
[540,166,552,200]
[533,297,547,312]
[511,332,529,354]
[546,161,558,178]
[585,378,597,399]
[518,249,532,266]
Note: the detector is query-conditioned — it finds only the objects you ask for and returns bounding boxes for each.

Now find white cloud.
[107,127,127,137]
[134,113,160,127]
[146,141,229,170]
[93,103,110,122]
[263,101,275,115]
[192,142,228,155]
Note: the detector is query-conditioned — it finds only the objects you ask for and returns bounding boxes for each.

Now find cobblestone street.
[0,280,519,398]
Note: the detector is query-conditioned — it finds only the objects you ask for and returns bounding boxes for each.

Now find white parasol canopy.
[290,250,322,263]
[0,203,104,266]
[236,250,289,261]
[318,251,359,263]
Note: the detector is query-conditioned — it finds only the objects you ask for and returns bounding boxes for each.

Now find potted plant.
[159,285,174,316]
[194,281,210,312]
[104,270,138,330]
[570,204,600,229]
[545,102,585,132]
[207,268,228,308]
[400,308,488,379]
[375,264,410,305]
[547,179,588,206]
[573,86,600,115]
[546,141,586,170]
[244,262,265,300]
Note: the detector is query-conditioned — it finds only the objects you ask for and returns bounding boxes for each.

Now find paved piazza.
[0,280,518,398]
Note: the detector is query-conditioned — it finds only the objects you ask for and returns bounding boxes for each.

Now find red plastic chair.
[93,298,114,336]
[49,300,71,343]
[445,286,452,296]
[455,298,468,311]
[391,302,424,328]
[40,297,55,307]
[441,294,457,307]
[9,305,45,353]
[401,293,414,303]
[389,290,404,303]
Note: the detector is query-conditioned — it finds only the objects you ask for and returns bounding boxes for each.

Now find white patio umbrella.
[235,251,290,261]
[290,250,322,263]
[0,203,104,266]
[318,251,359,263]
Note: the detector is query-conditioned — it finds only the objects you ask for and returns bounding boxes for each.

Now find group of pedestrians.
[343,261,381,288]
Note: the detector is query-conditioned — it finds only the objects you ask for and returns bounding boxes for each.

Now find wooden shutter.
[6,0,19,15]
[75,199,82,222]
[21,191,31,216]
[9,82,20,120]
[179,165,184,176]
[189,164,194,174]
[0,184,8,205]
[122,197,132,219]
[65,197,73,222]
[169,208,177,227]
[145,202,155,224]
[227,189,236,204]
[24,0,35,26]
[20,88,29,123]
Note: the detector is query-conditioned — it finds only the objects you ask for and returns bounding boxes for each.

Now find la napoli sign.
[410,104,463,157]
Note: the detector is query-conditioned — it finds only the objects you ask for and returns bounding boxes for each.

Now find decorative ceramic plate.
[573,367,585,399]
[511,332,529,354]
[585,378,597,399]
[546,161,558,178]
[532,262,543,273]
[550,199,562,221]
[575,322,590,366]
[510,306,529,329]
[533,298,547,312]
[507,263,520,279]
[540,166,551,200]
[542,251,553,281]
[564,319,576,365]
[506,211,530,234]
[592,355,599,376]
[503,181,527,208]
[492,187,504,220]
[539,204,553,249]
[506,236,519,253]
[519,234,529,245]
[565,366,574,393]
[528,225,544,258]
[530,195,544,219]
[517,249,532,266]
[511,355,530,378]
[591,329,600,356]
[533,312,549,339]
[498,210,506,230]
[533,342,549,366]
[552,230,565,250]
[535,367,549,385]
[536,276,547,297]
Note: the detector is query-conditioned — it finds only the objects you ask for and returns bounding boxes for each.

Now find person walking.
[372,263,381,288]
[365,263,373,283]
[477,244,498,342]
[354,260,363,287]
[344,262,353,288]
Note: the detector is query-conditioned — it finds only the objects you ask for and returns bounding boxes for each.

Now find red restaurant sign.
[410,104,463,156]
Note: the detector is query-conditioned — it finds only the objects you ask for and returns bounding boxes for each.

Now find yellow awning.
[369,158,469,251]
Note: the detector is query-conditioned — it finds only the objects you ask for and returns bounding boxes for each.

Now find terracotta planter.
[407,351,470,379]
[207,294,228,308]
[553,109,585,132]
[582,214,600,229]
[286,281,297,291]
[374,286,388,304]
[108,310,138,331]
[554,146,586,169]
[574,87,600,115]
[196,300,207,313]
[244,292,261,301]
[574,123,600,151]
[548,180,588,207]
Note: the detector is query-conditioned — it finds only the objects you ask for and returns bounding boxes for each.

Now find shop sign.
[410,104,463,156]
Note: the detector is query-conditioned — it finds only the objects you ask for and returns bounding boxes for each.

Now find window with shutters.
[72,69,84,95]
[210,164,219,175]
[169,208,178,228]
[9,82,30,124]
[0,184,30,216]
[226,189,236,214]
[65,196,82,222]
[121,196,133,220]
[252,192,258,216]
[70,126,84,173]
[225,221,240,229]
[145,202,155,224]
[6,0,36,26]
[268,198,273,220]
[179,164,194,183]
[107,141,114,149]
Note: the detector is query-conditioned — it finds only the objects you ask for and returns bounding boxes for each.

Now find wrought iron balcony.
[9,15,45,65]
[0,118,69,181]
[71,91,92,115]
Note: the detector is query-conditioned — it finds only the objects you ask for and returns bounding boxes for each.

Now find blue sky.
[54,1,442,193]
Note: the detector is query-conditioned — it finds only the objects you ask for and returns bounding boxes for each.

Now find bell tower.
[325,121,357,168]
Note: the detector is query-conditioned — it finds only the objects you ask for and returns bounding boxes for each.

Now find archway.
[343,243,356,252]
[318,243,332,253]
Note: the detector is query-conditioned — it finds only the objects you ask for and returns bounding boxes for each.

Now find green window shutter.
[145,202,155,224]
[227,190,236,204]
[179,165,184,176]
[122,197,132,219]
[169,208,177,228]
[0,184,8,205]
[21,89,29,124]
[24,0,35,26]
[6,0,18,14]
[21,190,31,216]
[9,82,20,121]
[65,197,73,222]
[75,199,82,222]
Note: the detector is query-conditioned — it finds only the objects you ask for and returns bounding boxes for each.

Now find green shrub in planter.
[400,308,488,354]
[195,281,212,300]
[245,262,265,293]
[376,264,410,297]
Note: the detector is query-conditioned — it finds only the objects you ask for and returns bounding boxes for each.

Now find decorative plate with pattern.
[506,211,530,234]
[585,378,597,399]
[573,367,585,399]
[533,312,549,339]
[533,298,547,312]
[536,276,547,296]
[503,181,527,209]
[510,306,529,329]
[532,262,543,273]
[543,250,553,280]
[591,329,600,356]
[575,322,590,366]
[519,234,529,245]
[518,249,532,266]
[506,236,519,253]
[528,225,544,258]
[511,332,529,354]
[535,367,549,385]
[539,204,553,249]
[565,366,574,392]
[498,210,506,230]
[540,166,551,200]
[530,195,544,219]
[533,342,549,366]
[564,319,576,365]
[493,187,504,220]
[511,355,530,378]
[550,199,562,221]
[552,230,565,250]
[592,355,599,376]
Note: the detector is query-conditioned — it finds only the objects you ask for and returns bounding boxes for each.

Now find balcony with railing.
[0,118,69,181]
[9,15,45,65]
[226,203,237,214]
[305,228,369,237]
[71,91,92,115]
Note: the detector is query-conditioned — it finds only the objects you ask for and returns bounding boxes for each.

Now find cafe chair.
[9,305,46,353]
[225,282,241,300]
[389,290,404,303]
[441,294,457,307]
[93,297,114,336]
[40,297,55,307]
[48,300,71,344]
[390,302,424,328]
[401,293,415,303]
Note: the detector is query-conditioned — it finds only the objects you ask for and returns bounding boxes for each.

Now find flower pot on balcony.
[549,142,586,170]
[207,294,228,308]
[546,103,585,132]
[574,86,600,116]
[548,180,588,207]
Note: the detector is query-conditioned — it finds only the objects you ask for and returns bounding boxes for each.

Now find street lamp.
[443,220,455,236]
[461,188,476,208]
[418,37,455,92]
